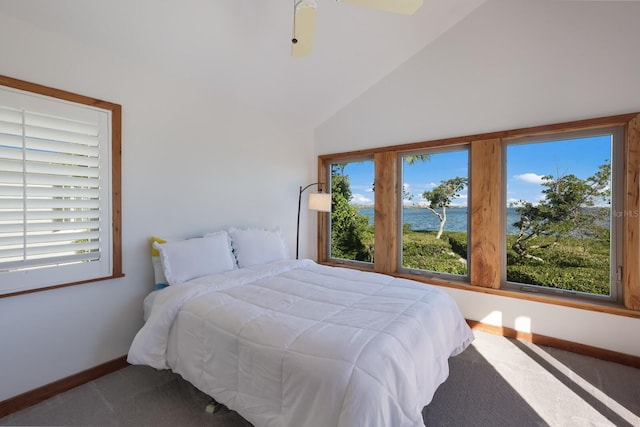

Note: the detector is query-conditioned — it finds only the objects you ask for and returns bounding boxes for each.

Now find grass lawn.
[402,229,610,295]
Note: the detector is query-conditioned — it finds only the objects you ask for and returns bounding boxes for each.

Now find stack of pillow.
[150,227,289,289]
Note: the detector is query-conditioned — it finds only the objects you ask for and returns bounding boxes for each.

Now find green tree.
[405,154,430,165]
[421,177,468,239]
[330,164,373,262]
[511,161,611,261]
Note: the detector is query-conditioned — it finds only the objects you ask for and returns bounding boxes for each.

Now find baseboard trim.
[467,320,640,369]
[0,355,128,418]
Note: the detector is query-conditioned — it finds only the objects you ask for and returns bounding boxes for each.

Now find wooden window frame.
[0,75,123,298]
[318,113,640,318]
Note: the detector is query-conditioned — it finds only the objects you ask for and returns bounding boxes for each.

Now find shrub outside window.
[329,159,375,264]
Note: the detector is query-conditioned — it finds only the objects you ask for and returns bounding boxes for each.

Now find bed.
[128,228,474,427]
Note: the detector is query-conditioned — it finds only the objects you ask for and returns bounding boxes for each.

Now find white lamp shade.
[308,192,332,212]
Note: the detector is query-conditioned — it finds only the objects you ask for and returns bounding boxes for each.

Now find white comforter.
[128,259,473,427]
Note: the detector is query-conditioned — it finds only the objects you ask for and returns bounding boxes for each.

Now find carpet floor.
[1,331,639,426]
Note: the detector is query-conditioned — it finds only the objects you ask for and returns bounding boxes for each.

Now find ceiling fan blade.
[338,0,423,15]
[291,1,317,58]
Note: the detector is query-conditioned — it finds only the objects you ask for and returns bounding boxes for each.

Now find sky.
[335,134,612,207]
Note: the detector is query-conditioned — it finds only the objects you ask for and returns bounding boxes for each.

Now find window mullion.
[470,138,502,289]
[623,115,640,310]
[373,151,397,273]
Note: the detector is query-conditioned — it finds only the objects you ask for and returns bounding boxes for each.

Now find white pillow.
[154,231,236,285]
[228,227,289,268]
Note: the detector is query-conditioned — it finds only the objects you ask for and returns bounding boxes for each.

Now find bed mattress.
[128,259,473,427]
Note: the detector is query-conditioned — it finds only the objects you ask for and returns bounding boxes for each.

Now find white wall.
[315,0,640,356]
[0,13,317,401]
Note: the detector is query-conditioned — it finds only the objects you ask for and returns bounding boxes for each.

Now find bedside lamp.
[296,182,331,259]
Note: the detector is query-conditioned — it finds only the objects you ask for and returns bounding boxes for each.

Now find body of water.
[357,207,522,234]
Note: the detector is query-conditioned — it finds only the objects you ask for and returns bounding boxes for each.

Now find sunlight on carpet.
[472,335,639,427]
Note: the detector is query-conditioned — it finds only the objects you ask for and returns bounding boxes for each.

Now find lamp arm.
[299,182,326,194]
[296,182,327,259]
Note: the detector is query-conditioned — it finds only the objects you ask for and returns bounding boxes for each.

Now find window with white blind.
[0,76,122,296]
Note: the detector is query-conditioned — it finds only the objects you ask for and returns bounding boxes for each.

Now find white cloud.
[450,194,467,207]
[412,194,428,207]
[514,173,545,184]
[350,193,372,205]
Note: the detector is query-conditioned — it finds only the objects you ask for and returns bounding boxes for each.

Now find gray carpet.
[2,331,639,426]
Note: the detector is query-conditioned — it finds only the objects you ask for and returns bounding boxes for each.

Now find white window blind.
[0,86,113,294]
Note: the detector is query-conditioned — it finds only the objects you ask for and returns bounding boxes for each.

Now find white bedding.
[128,259,473,427]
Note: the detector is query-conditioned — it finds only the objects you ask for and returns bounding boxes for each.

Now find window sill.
[395,271,640,319]
[0,273,125,299]
[323,259,375,271]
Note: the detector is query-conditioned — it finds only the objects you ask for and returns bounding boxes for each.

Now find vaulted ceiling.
[0,0,487,126]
